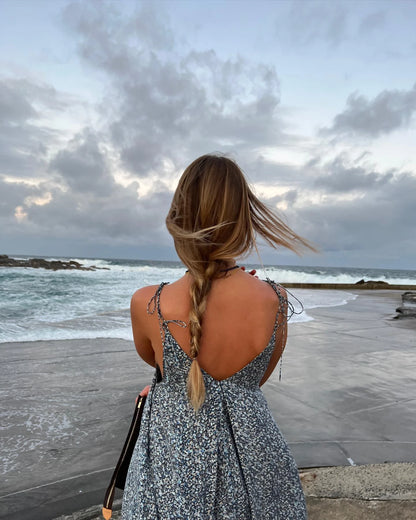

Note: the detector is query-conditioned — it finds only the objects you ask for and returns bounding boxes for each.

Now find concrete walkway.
[302,462,416,519]
[1,289,415,519]
[52,463,416,519]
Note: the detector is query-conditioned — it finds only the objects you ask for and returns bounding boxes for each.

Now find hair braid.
[187,262,219,411]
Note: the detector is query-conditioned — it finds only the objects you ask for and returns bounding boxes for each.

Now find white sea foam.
[0,259,413,344]
[260,266,416,286]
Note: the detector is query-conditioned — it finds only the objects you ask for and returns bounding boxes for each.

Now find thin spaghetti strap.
[265,280,287,321]
[265,278,304,322]
[147,283,169,320]
[147,283,169,344]
[146,283,187,343]
[264,278,303,381]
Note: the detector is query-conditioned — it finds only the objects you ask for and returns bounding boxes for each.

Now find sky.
[0,0,415,269]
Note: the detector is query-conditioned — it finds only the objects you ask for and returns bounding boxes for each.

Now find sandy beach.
[1,289,415,519]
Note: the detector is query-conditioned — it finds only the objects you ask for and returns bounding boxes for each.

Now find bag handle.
[102,394,147,519]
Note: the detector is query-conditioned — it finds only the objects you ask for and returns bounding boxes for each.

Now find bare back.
[130,268,287,385]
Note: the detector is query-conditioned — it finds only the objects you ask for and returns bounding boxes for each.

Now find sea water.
[1,257,415,344]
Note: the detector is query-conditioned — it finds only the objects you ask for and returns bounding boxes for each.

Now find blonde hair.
[166,154,314,411]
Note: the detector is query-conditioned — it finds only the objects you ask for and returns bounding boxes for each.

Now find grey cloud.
[3,0,414,268]
[0,177,53,243]
[63,1,285,178]
[357,10,386,36]
[0,122,49,178]
[0,79,37,122]
[49,128,115,195]
[0,77,73,122]
[284,189,298,205]
[264,189,299,208]
[278,3,391,50]
[24,182,172,246]
[278,2,349,48]
[26,124,174,244]
[282,167,416,263]
[248,145,416,265]
[127,3,174,51]
[314,155,393,193]
[63,1,173,76]
[322,83,416,138]
[243,155,309,186]
[0,77,73,178]
[0,177,42,217]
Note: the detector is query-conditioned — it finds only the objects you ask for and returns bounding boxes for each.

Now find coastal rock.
[0,254,109,271]
[355,279,390,289]
[395,292,416,319]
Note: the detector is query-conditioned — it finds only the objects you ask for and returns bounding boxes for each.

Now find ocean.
[1,257,415,344]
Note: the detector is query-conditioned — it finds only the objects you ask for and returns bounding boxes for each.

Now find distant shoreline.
[2,254,415,290]
[284,282,416,290]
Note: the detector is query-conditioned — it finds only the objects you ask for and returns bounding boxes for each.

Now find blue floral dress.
[122,281,307,519]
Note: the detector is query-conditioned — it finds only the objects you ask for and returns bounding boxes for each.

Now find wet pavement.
[266,290,416,468]
[1,290,415,519]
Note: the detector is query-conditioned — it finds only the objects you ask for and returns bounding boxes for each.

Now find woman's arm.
[130,287,157,368]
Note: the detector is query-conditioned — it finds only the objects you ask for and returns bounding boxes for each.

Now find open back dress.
[121,280,307,519]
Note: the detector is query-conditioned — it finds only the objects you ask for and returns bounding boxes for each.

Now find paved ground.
[1,289,415,519]
[265,289,416,468]
[53,463,416,520]
[302,462,416,519]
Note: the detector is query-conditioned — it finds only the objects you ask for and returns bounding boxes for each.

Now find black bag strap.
[102,394,147,519]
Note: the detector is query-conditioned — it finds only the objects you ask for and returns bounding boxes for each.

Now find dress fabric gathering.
[122,281,307,519]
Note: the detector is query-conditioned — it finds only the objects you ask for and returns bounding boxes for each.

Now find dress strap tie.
[264,278,304,381]
[147,282,187,343]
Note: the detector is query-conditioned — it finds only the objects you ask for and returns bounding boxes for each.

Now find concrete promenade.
[1,289,415,519]
[52,463,416,520]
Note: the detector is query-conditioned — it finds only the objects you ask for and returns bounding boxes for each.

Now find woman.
[122,155,312,519]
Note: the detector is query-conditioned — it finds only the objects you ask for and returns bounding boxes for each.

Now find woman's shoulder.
[243,276,288,316]
[131,284,161,309]
[131,278,187,310]
[237,270,287,298]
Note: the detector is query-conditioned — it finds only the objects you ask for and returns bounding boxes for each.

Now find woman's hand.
[136,385,151,403]
[140,385,151,396]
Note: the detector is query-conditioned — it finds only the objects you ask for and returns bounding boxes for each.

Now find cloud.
[5,173,173,247]
[11,126,173,245]
[25,181,172,244]
[62,1,285,179]
[0,79,36,122]
[278,2,349,48]
[49,128,115,196]
[0,177,42,218]
[313,154,393,192]
[279,152,416,265]
[277,2,391,51]
[357,9,386,36]
[1,0,415,268]
[322,83,416,138]
[300,174,416,250]
[0,77,77,179]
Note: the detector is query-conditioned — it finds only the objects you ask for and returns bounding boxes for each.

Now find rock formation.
[0,255,109,271]
[355,279,390,289]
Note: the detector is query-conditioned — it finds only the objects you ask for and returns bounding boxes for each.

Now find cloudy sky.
[1,0,415,269]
